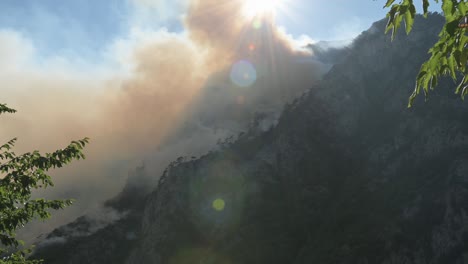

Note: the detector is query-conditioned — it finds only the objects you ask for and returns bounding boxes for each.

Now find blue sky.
[277,0,388,40]
[0,0,130,60]
[0,0,441,63]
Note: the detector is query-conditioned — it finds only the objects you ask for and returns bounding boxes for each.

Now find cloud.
[0,30,35,72]
[128,0,187,32]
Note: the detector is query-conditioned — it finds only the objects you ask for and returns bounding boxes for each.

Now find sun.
[242,0,283,19]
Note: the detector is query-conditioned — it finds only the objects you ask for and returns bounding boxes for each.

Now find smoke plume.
[0,0,330,239]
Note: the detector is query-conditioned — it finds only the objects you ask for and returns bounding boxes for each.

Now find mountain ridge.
[35,13,468,264]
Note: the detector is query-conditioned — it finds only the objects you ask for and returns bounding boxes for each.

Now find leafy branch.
[0,105,89,263]
[384,0,468,106]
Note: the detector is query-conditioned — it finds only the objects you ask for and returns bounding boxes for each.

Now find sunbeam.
[241,0,284,19]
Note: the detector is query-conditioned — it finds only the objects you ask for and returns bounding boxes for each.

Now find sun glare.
[242,0,282,19]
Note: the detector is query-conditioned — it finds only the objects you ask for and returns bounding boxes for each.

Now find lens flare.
[236,95,246,105]
[252,18,263,29]
[230,60,257,87]
[212,199,226,211]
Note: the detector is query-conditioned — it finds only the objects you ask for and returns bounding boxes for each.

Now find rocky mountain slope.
[34,13,468,263]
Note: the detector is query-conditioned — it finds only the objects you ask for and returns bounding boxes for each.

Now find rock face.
[35,13,468,263]
[125,14,468,263]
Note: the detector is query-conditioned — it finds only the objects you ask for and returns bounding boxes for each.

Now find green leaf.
[462,84,468,98]
[385,5,399,34]
[455,75,467,94]
[448,54,457,79]
[423,0,430,16]
[405,4,416,34]
[445,20,459,36]
[459,1,467,16]
[442,0,456,21]
[384,0,396,8]
[0,104,16,115]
